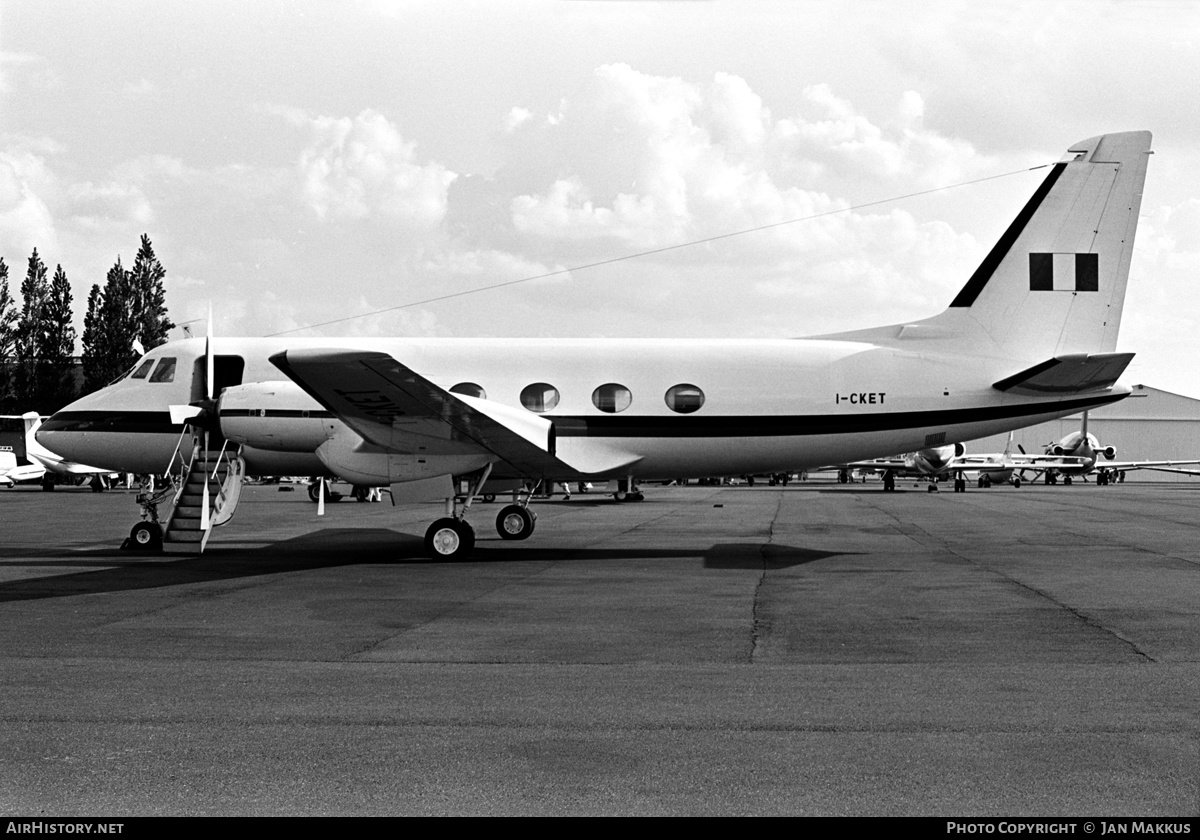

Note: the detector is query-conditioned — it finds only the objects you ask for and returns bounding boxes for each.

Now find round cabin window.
[520,383,560,413]
[664,383,704,414]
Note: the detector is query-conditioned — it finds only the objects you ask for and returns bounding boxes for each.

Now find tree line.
[0,234,174,414]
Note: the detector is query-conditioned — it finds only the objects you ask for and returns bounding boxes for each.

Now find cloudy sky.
[3,0,1199,396]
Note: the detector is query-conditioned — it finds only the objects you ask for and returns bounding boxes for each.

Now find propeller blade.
[200,430,210,531]
[169,404,204,426]
[206,302,215,402]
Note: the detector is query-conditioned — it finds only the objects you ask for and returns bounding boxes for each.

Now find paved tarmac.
[0,479,1197,816]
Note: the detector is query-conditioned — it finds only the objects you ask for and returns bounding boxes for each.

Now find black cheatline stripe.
[948,162,1066,308]
[40,392,1122,439]
[38,411,179,435]
[554,393,1124,438]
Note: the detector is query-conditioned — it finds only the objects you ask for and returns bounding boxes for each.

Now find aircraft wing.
[835,458,910,471]
[269,348,636,480]
[1131,466,1200,477]
[1095,459,1200,473]
[996,454,1090,469]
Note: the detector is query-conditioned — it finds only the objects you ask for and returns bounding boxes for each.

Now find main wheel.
[496,505,535,540]
[129,521,162,551]
[424,518,475,560]
[308,480,344,502]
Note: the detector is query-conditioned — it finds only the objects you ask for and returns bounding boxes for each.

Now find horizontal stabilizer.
[992,352,1135,395]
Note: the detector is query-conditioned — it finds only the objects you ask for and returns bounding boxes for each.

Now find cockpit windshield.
[129,359,155,380]
[148,357,177,383]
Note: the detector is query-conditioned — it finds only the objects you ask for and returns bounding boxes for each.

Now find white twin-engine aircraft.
[39,130,1152,559]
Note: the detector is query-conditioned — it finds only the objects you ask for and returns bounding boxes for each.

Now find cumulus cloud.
[65,180,153,230]
[480,64,996,336]
[0,147,57,255]
[299,110,457,228]
[503,64,991,272]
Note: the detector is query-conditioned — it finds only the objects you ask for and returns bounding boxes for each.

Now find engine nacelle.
[218,381,330,452]
[315,424,491,485]
[1102,446,1116,460]
[953,442,966,457]
[1052,445,1066,456]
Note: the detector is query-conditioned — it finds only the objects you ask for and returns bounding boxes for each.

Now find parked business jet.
[1038,411,1200,485]
[0,447,43,487]
[0,414,46,487]
[38,131,1153,558]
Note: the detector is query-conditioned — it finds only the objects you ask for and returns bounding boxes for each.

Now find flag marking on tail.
[1029,253,1099,292]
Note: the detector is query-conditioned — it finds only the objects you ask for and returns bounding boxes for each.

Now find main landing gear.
[422,466,541,561]
[612,477,644,502]
[308,479,343,503]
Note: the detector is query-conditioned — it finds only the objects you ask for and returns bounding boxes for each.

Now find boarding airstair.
[160,436,245,554]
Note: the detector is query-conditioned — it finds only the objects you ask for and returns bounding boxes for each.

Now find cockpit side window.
[130,359,156,380]
[148,357,177,383]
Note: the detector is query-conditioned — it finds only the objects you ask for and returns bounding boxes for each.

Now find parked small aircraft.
[1,414,117,490]
[829,434,1087,492]
[37,131,1154,558]
[1037,412,1200,485]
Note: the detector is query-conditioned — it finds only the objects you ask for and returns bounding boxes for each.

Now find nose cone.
[37,389,184,474]
[36,391,107,466]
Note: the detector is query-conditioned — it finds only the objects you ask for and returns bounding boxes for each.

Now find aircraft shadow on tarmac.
[0,528,857,602]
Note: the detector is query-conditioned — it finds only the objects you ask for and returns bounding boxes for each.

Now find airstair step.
[164,530,203,542]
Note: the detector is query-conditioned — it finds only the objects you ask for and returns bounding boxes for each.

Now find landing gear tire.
[308,480,343,503]
[425,518,475,560]
[41,475,55,491]
[497,505,536,540]
[1012,476,1022,488]
[128,521,162,551]
[954,478,967,493]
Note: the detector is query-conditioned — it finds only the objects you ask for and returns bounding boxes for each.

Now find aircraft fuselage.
[39,335,1128,482]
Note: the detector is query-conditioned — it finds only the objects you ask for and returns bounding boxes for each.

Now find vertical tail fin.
[936,131,1151,360]
[21,411,41,454]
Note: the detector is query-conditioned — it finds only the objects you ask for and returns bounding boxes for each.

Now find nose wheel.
[126,521,163,551]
